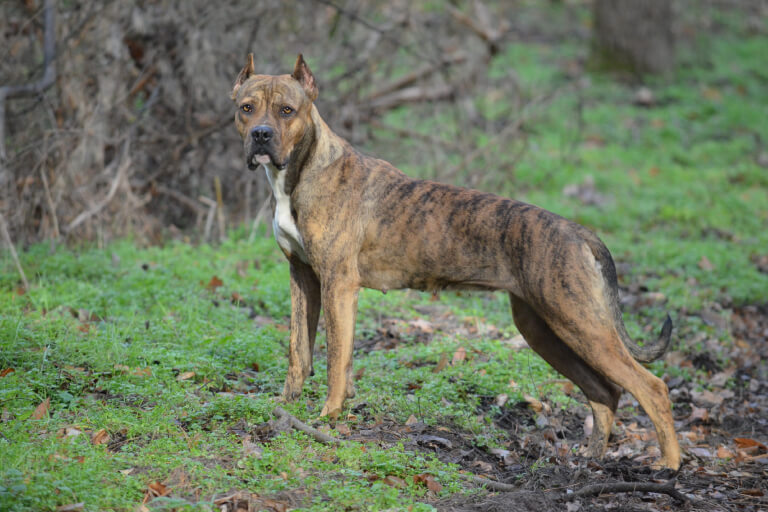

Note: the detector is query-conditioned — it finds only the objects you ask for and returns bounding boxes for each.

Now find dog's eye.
[241,104,253,113]
[280,106,294,116]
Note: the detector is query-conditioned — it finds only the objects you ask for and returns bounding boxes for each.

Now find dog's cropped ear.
[292,54,318,102]
[231,53,255,100]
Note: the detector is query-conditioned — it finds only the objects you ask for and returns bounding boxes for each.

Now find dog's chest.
[264,164,307,262]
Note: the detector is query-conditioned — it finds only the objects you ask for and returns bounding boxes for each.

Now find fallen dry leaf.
[413,473,443,493]
[560,380,575,395]
[206,275,223,291]
[335,423,351,436]
[451,346,467,365]
[493,393,508,407]
[405,414,418,426]
[681,429,707,443]
[409,318,434,333]
[144,481,170,502]
[690,389,724,407]
[0,368,15,377]
[91,428,110,445]
[523,394,550,414]
[470,460,494,473]
[32,398,50,420]
[383,475,407,488]
[133,367,152,377]
[176,371,195,381]
[689,406,710,422]
[717,445,735,459]
[734,437,767,452]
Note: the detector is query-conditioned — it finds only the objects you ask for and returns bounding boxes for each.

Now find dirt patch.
[343,302,768,511]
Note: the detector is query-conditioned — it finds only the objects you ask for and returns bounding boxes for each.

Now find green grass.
[0,236,477,510]
[3,5,768,511]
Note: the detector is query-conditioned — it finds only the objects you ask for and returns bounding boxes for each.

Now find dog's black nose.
[251,125,273,143]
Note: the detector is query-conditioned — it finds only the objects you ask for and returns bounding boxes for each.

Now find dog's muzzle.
[246,125,285,170]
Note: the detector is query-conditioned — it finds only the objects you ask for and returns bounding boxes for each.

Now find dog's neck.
[305,106,347,170]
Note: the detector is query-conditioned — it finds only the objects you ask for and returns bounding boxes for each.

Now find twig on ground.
[459,473,518,492]
[565,479,687,503]
[0,212,30,291]
[272,407,341,445]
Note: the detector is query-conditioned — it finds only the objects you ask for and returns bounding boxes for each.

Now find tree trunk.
[591,0,675,76]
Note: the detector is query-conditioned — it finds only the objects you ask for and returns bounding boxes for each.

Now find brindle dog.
[231,54,681,469]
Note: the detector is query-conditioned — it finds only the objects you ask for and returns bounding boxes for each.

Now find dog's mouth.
[247,150,287,171]
[249,153,271,169]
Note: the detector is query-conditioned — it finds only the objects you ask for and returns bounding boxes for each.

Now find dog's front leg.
[282,256,321,402]
[319,280,359,419]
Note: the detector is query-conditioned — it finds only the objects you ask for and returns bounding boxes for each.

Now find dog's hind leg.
[283,257,321,401]
[539,301,681,469]
[510,295,621,459]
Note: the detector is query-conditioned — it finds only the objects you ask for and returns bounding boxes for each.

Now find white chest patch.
[263,163,307,262]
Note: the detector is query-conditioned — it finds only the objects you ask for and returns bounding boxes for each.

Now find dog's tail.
[588,235,673,363]
[619,314,673,363]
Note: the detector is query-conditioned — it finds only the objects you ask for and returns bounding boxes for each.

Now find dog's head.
[231,54,318,170]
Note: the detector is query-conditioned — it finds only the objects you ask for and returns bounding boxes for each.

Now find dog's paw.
[281,384,303,402]
[319,402,342,420]
[652,456,682,472]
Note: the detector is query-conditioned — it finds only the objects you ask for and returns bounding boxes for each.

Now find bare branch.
[363,53,466,103]
[65,145,132,234]
[566,479,688,503]
[447,1,504,56]
[460,473,518,492]
[272,407,341,445]
[368,85,454,112]
[0,0,57,162]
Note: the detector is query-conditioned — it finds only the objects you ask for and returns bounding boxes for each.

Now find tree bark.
[591,0,675,76]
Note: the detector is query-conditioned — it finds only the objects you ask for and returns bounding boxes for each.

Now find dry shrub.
[0,0,521,245]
